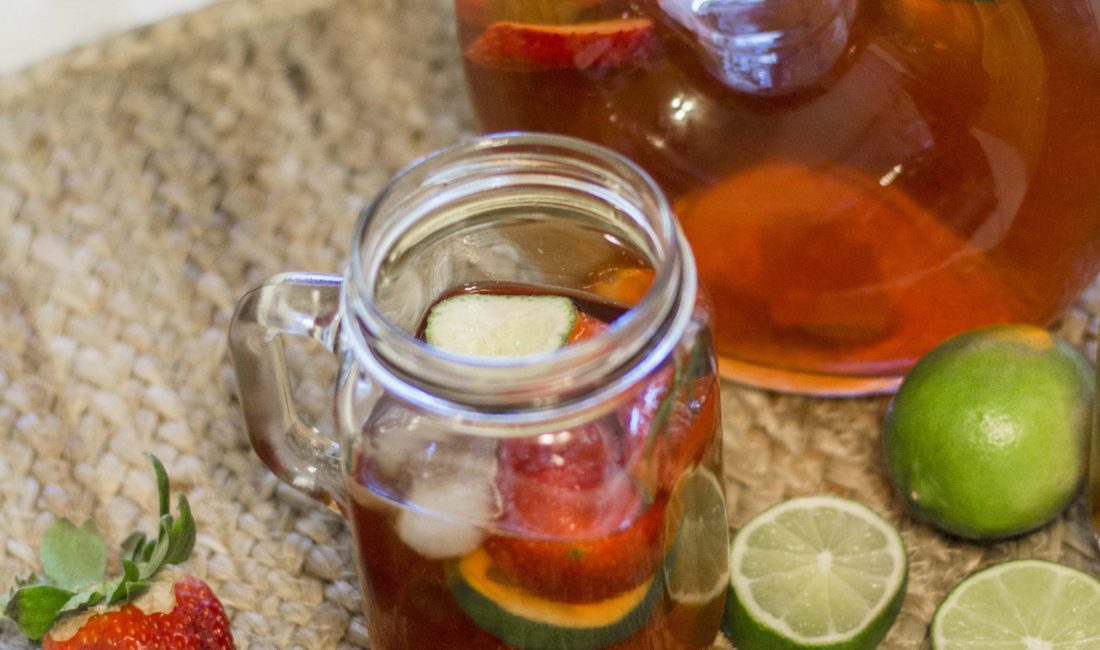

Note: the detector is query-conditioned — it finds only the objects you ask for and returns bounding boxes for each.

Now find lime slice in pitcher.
[931,559,1100,649]
[725,495,908,650]
[664,466,729,606]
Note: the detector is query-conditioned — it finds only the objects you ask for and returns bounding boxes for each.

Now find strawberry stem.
[148,453,171,520]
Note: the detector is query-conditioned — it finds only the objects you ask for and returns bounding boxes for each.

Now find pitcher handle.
[228,272,345,512]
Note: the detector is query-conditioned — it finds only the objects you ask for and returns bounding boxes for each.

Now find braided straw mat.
[1,0,1098,647]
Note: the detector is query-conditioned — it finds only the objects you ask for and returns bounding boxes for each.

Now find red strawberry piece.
[498,422,626,536]
[43,572,233,650]
[465,18,656,71]
[484,493,665,603]
[566,311,608,344]
[1,455,235,649]
[488,423,663,602]
[619,366,720,490]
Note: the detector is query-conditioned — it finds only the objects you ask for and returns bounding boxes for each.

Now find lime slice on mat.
[664,466,729,606]
[725,495,908,649]
[425,293,576,357]
[931,559,1100,649]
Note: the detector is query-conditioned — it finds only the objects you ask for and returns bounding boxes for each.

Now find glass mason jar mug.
[228,134,729,649]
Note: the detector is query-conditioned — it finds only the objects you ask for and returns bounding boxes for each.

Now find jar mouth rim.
[341,132,695,414]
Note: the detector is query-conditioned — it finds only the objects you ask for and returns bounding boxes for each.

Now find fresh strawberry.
[43,572,232,650]
[488,423,663,602]
[465,18,656,71]
[1,455,234,649]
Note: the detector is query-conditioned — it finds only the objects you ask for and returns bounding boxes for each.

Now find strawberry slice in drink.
[487,422,665,603]
[465,18,656,71]
[619,360,720,491]
[567,311,609,343]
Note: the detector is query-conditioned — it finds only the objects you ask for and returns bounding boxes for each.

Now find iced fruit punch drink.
[348,283,726,649]
[228,133,729,649]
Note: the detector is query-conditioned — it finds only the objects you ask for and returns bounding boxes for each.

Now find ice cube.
[396,476,497,559]
[365,405,503,558]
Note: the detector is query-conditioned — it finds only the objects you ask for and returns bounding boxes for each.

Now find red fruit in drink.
[42,573,234,650]
[620,368,720,490]
[483,496,665,603]
[567,311,609,343]
[499,423,628,533]
[489,424,663,602]
[465,18,656,71]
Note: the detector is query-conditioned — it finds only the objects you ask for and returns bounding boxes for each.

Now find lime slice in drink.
[446,548,662,650]
[664,466,729,606]
[931,559,1100,649]
[425,293,577,357]
[726,495,908,650]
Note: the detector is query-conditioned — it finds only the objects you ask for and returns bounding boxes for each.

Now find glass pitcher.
[455,0,1100,395]
[228,133,728,649]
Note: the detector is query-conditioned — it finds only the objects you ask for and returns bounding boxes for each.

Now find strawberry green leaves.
[40,520,108,592]
[0,454,197,640]
[2,520,113,639]
[3,584,75,640]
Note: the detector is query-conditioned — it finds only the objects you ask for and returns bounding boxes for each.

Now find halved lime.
[931,559,1100,649]
[664,465,730,606]
[726,495,908,650]
[425,293,577,357]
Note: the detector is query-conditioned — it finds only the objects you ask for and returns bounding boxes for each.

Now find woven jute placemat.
[1,0,1097,647]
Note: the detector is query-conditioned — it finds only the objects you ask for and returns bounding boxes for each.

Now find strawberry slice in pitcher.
[465,18,656,71]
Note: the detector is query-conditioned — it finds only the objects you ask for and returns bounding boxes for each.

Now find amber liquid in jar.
[347,280,726,649]
[458,0,1100,393]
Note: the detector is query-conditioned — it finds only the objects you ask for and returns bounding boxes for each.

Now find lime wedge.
[931,559,1100,649]
[726,495,908,650]
[664,466,729,606]
[425,293,577,358]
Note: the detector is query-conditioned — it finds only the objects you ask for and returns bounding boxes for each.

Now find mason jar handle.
[228,272,346,512]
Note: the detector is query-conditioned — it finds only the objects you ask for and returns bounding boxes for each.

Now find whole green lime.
[884,324,1094,540]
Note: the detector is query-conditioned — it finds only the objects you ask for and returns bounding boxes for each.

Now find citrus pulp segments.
[728,495,908,649]
[664,465,730,606]
[931,559,1100,649]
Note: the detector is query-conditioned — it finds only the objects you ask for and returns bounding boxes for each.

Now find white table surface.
[0,0,219,75]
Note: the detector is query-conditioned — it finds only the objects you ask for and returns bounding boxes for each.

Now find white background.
[0,0,220,75]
